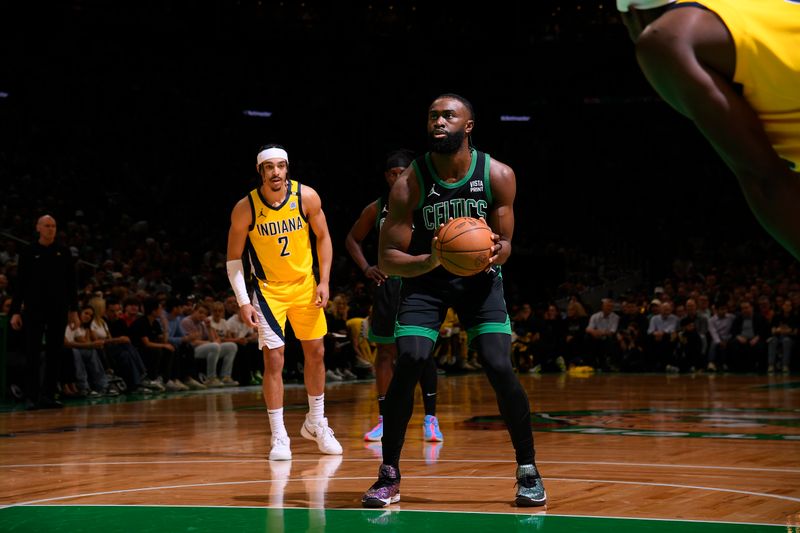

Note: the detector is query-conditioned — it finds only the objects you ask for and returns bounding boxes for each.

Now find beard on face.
[428,129,465,154]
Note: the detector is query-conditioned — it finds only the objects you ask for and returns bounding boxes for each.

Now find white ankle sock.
[307,394,324,425]
[268,408,287,437]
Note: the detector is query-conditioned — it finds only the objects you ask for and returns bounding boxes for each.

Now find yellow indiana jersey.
[245,179,313,282]
[676,0,800,171]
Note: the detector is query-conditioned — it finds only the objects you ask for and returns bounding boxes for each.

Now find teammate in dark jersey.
[361,94,546,508]
[345,150,443,444]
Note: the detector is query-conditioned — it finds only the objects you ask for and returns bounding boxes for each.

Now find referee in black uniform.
[9,215,78,409]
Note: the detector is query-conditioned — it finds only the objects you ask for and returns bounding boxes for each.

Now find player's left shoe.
[361,464,401,508]
[514,464,547,507]
[300,416,343,455]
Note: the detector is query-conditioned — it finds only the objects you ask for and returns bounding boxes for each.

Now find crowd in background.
[2,199,797,404]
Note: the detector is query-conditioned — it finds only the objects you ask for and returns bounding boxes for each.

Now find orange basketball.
[435,217,495,276]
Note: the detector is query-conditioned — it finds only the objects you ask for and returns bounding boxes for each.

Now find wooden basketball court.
[1,372,798,532]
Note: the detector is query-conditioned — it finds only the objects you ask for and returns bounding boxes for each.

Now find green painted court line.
[0,506,784,532]
[753,381,800,390]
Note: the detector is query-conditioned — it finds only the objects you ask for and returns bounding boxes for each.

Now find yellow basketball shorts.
[251,275,327,349]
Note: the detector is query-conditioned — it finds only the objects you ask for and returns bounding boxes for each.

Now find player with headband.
[226,143,342,461]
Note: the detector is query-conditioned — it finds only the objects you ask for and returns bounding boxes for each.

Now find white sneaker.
[301,416,343,455]
[183,377,206,390]
[269,434,292,461]
[205,377,224,388]
[165,380,184,392]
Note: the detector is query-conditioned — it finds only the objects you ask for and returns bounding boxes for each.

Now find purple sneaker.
[361,464,401,508]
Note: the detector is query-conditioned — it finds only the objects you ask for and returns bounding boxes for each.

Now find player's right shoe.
[514,464,547,507]
[364,416,383,441]
[300,416,343,455]
[422,415,443,442]
[269,434,292,461]
[361,464,401,508]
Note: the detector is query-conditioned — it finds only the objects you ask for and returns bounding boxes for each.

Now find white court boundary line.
[0,503,788,529]
[2,475,799,509]
[3,458,800,474]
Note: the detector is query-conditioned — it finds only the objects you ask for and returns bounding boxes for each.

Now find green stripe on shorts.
[395,323,439,342]
[368,330,395,344]
[466,316,511,344]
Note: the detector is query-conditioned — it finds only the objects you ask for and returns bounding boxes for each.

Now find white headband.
[256,147,289,168]
[616,0,675,12]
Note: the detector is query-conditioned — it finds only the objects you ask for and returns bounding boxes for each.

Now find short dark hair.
[434,93,475,121]
[385,149,414,170]
[142,297,161,316]
[122,297,140,309]
[257,143,286,153]
[165,296,182,312]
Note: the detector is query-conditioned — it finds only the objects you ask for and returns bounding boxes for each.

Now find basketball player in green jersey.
[226,144,342,461]
[345,150,443,444]
[618,0,800,260]
[361,94,546,508]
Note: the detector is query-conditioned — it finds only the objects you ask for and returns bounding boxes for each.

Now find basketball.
[435,217,495,276]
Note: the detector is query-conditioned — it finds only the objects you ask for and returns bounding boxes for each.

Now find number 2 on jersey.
[277,235,290,257]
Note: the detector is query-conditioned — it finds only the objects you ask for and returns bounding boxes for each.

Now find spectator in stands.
[729,301,769,372]
[511,303,537,373]
[617,299,647,371]
[647,301,680,372]
[708,301,735,372]
[677,298,709,372]
[585,298,620,371]
[758,296,775,325]
[104,297,164,392]
[64,304,117,397]
[790,292,800,313]
[696,294,712,322]
[225,303,262,384]
[181,301,239,387]
[209,301,241,385]
[210,301,237,344]
[121,297,141,327]
[533,304,566,373]
[161,296,205,389]
[767,300,797,374]
[346,313,375,372]
[0,240,20,266]
[88,296,154,394]
[646,299,662,321]
[563,301,588,367]
[223,295,240,319]
[130,297,184,391]
[323,294,358,381]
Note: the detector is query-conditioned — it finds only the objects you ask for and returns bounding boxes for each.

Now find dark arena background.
[1,1,798,532]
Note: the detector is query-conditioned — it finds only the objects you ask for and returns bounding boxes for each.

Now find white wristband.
[226,259,251,307]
